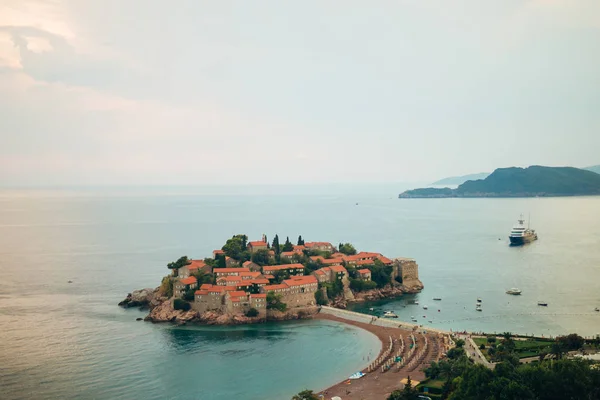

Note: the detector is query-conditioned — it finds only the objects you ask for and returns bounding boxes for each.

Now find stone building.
[242,260,261,272]
[357,268,372,281]
[174,276,198,298]
[304,242,336,252]
[247,240,268,253]
[177,259,211,278]
[213,267,250,278]
[262,275,318,308]
[263,263,305,276]
[393,258,423,290]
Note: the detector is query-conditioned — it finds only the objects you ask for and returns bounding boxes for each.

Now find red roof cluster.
[357,268,371,274]
[179,276,197,285]
[283,275,317,287]
[263,263,305,273]
[248,241,268,247]
[214,267,250,274]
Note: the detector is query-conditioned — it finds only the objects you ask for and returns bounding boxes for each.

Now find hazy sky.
[1,1,599,185]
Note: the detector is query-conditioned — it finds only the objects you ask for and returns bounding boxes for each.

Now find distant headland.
[400,166,600,198]
[119,235,423,325]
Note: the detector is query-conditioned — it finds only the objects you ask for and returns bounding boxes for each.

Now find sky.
[1,0,599,186]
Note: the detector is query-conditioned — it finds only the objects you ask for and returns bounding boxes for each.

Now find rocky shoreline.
[119,281,422,326]
[119,288,319,325]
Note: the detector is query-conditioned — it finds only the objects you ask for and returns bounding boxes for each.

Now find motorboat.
[383,311,398,318]
[369,307,374,311]
[595,308,599,312]
[414,301,420,305]
[433,298,442,301]
[477,297,482,303]
[537,301,548,307]
[476,306,482,312]
[423,305,428,310]
[506,288,522,295]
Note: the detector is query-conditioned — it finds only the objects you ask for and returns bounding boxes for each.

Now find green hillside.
[399,166,600,198]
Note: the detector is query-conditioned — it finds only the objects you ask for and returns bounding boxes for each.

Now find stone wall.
[282,291,317,308]
[393,258,423,291]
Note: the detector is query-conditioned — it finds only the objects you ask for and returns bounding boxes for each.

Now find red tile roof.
[355,259,375,266]
[283,275,317,287]
[200,283,213,290]
[187,259,207,270]
[263,274,275,280]
[228,290,247,297]
[213,249,224,255]
[194,290,209,295]
[281,251,297,257]
[243,261,257,267]
[357,268,371,274]
[378,256,393,264]
[240,271,261,278]
[248,241,268,247]
[180,276,197,285]
[214,267,251,274]
[263,263,305,273]
[330,265,347,273]
[293,245,305,251]
[251,293,267,299]
[313,270,325,276]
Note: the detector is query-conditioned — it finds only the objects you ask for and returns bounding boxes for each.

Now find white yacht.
[509,214,538,246]
[423,305,428,310]
[506,288,522,295]
[383,311,398,318]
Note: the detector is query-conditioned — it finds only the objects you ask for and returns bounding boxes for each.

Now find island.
[430,172,490,186]
[119,234,423,325]
[399,165,600,198]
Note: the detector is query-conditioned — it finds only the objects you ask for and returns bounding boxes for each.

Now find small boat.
[369,307,374,311]
[506,288,522,295]
[428,320,433,323]
[476,306,482,312]
[348,371,365,380]
[423,305,428,310]
[537,301,548,307]
[414,301,419,305]
[477,297,482,303]
[433,298,442,301]
[383,311,398,318]
[595,308,599,312]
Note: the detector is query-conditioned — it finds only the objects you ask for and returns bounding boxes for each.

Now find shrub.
[173,298,191,311]
[480,344,486,350]
[245,308,259,317]
[315,290,327,306]
[159,276,174,297]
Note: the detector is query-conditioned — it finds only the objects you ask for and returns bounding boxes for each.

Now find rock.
[351,285,407,302]
[267,306,318,321]
[145,299,199,323]
[118,288,159,309]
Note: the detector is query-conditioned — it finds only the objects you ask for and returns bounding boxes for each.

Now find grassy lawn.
[417,379,444,399]
[473,337,554,360]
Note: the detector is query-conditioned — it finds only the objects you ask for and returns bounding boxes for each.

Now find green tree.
[455,339,465,348]
[173,298,191,311]
[282,236,294,252]
[291,390,319,400]
[369,259,394,288]
[297,235,304,245]
[159,276,174,297]
[338,242,357,255]
[314,290,327,306]
[167,256,191,275]
[215,254,227,269]
[221,234,248,259]
[388,376,419,400]
[251,249,271,266]
[245,308,259,317]
[272,234,280,254]
[192,270,215,285]
[556,333,585,351]
[266,291,287,312]
[183,288,195,302]
[272,269,290,284]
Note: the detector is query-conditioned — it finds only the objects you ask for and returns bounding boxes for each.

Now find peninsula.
[119,235,423,325]
[399,165,600,198]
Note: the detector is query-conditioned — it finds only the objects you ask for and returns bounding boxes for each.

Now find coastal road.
[457,334,494,370]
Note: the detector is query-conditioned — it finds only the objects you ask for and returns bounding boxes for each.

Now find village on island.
[121,234,423,324]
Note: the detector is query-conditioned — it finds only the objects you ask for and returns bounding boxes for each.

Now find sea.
[1,185,599,400]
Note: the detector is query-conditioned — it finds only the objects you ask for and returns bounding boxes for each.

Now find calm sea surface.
[1,186,599,399]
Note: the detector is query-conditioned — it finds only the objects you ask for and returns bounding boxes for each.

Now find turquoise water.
[1,187,600,399]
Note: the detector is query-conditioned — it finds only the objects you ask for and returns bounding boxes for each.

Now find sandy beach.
[314,313,449,400]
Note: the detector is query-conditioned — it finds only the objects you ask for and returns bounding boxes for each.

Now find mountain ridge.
[400,166,600,198]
